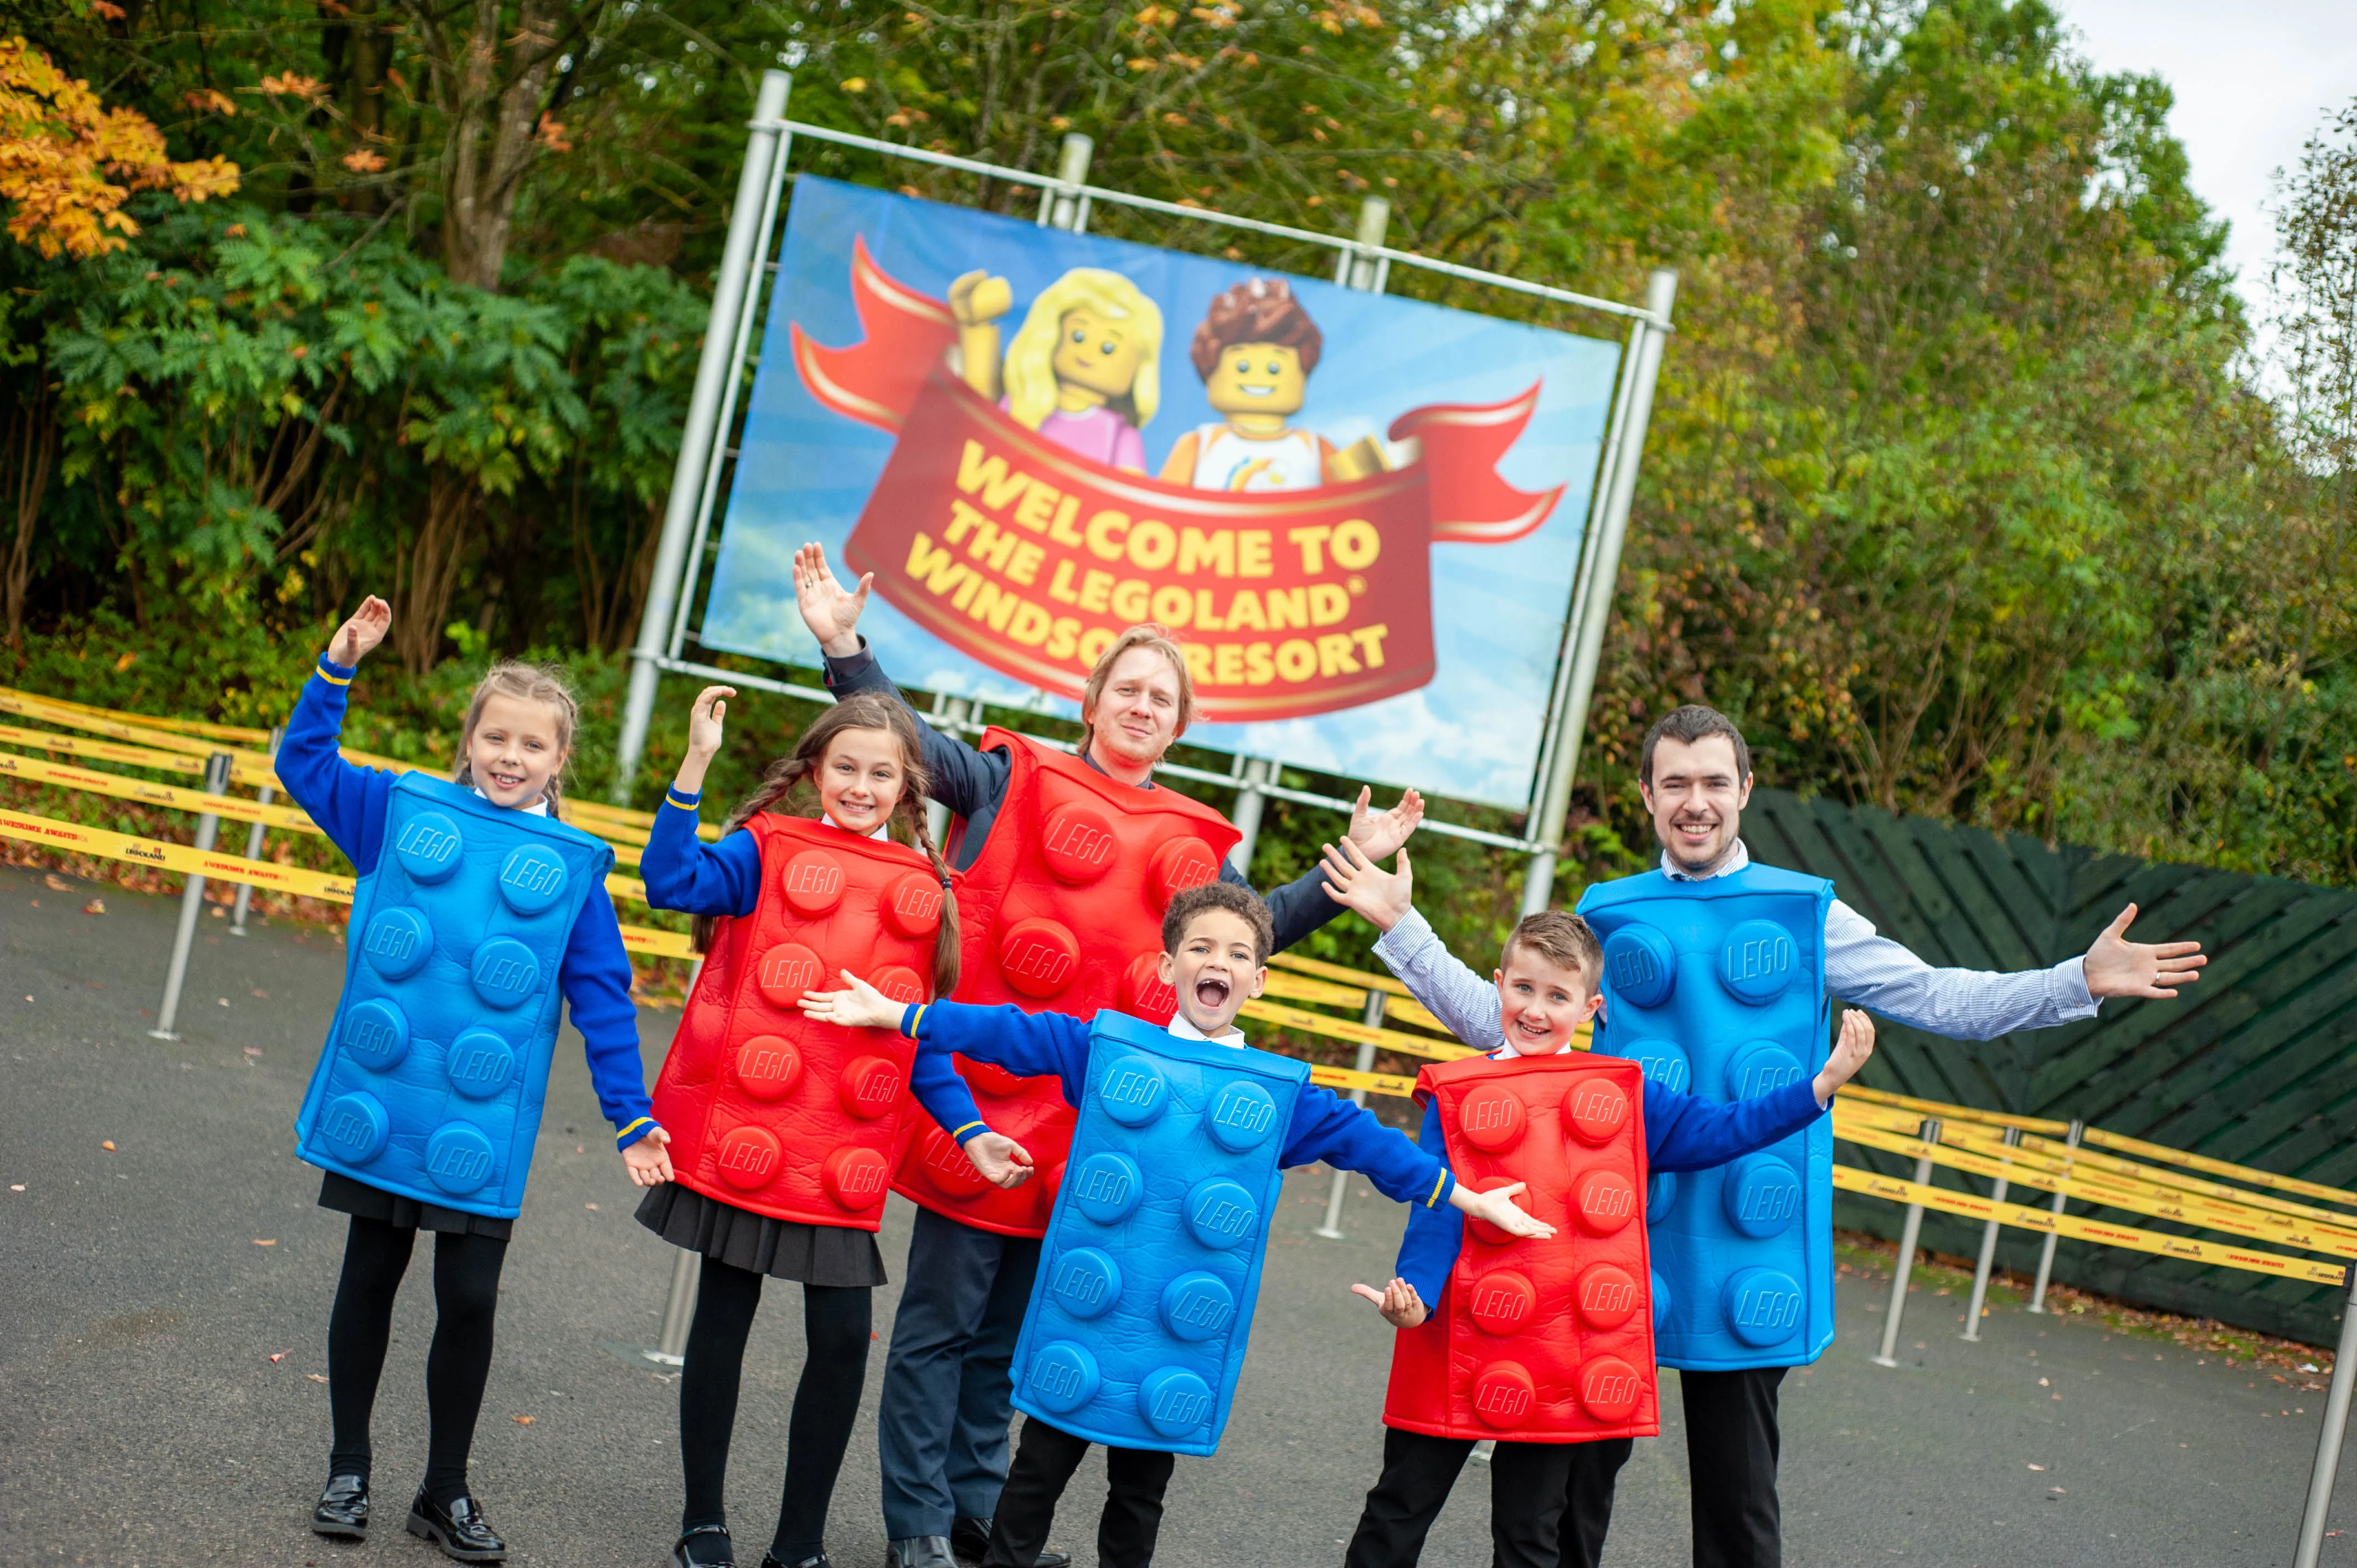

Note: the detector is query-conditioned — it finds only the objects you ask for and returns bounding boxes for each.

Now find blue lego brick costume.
[295,771,615,1219]
[1577,863,1835,1370]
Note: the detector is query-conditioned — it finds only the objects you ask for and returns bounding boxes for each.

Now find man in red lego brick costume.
[791,544,1427,1568]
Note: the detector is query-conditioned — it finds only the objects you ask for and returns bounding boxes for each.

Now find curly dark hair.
[1161,879,1274,966]
[1187,277,1323,381]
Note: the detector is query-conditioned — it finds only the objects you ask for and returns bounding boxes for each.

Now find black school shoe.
[675,1523,737,1567]
[311,1473,370,1539]
[406,1488,508,1562]
[763,1555,832,1568]
[950,1518,1068,1568]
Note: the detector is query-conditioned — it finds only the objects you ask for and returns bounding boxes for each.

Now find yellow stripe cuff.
[905,1004,927,1039]
[951,1121,987,1141]
[665,791,698,810]
[616,1116,656,1142]
[1426,1170,1448,1208]
[315,663,353,687]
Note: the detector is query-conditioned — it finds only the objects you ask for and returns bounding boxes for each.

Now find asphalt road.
[6,861,2356,1567]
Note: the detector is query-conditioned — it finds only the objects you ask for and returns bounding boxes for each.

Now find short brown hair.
[1080,623,1196,746]
[1502,910,1602,995]
[1188,277,1323,381]
[1162,880,1273,966]
[1640,704,1751,787]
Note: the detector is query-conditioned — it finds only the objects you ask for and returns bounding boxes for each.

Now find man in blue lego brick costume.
[803,880,1555,1568]
[1410,705,2210,1568]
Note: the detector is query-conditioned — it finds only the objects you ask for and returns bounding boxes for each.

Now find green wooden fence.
[1741,788,2357,1345]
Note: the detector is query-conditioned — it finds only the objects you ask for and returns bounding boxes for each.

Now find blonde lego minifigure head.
[1000,269,1164,435]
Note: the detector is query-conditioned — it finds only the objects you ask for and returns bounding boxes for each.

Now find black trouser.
[1560,1367,1786,1568]
[676,1256,873,1564]
[1344,1427,1576,1568]
[982,1417,1176,1568]
[325,1216,507,1505]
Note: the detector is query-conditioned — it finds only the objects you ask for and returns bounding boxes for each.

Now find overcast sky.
[2051,0,2357,317]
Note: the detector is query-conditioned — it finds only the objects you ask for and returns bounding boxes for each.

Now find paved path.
[4,861,2354,1566]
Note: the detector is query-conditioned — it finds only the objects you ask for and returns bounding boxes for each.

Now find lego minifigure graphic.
[949,266,1163,472]
[1160,278,1388,492]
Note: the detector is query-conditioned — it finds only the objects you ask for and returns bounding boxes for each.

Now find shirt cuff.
[315,652,357,686]
[1423,1167,1455,1208]
[820,637,875,689]
[902,1002,928,1041]
[2055,955,2099,1019]
[614,1116,658,1151]
[1371,905,1437,971]
[663,785,702,811]
[950,1119,990,1146]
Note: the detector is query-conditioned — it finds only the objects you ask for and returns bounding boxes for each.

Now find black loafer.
[311,1472,369,1539]
[676,1523,737,1567]
[406,1488,508,1562]
[951,1518,1067,1568]
[763,1555,832,1568]
[889,1538,955,1568]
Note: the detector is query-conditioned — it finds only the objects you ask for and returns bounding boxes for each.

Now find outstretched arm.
[277,597,400,874]
[1323,841,1510,1052]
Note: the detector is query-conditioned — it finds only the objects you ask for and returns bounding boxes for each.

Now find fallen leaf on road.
[83,898,105,915]
[9,1184,23,1192]
[101,1140,116,1152]
[216,998,230,1007]
[45,874,70,891]
[513,1415,534,1426]
[2026,1463,2045,1471]
[244,1048,263,1056]
[254,1238,276,1246]
[585,1203,599,1211]
[270,1352,288,1363]
[308,1373,329,1383]
[2050,1487,2066,1495]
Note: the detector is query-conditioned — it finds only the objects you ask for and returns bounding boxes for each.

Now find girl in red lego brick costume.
[637,689,1032,1568]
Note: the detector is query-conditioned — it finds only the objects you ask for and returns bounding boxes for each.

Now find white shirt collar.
[1661,837,1750,881]
[474,786,549,817]
[822,811,892,842]
[1166,1010,1248,1048]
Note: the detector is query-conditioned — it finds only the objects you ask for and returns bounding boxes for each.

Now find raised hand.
[686,686,734,761]
[1349,1277,1429,1329]
[1450,1178,1555,1240]
[2082,904,2207,999]
[1812,1009,1876,1106]
[1319,838,1413,933]
[792,542,873,659]
[1345,785,1424,863]
[963,1130,1035,1190]
[329,595,392,667]
[622,1126,675,1187]
[796,968,909,1033]
[948,270,1013,326]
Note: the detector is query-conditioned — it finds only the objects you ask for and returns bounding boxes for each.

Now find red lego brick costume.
[1383,1052,1660,1441]
[888,728,1240,1237]
[654,814,944,1230]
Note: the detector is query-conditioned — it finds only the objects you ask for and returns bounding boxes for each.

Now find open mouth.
[1193,975,1231,1010]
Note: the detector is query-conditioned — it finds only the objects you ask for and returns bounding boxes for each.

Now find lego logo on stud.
[822,1146,889,1210]
[1041,804,1117,884]
[1575,1263,1640,1330]
[754,943,825,1009]
[868,965,926,1007]
[714,1125,783,1190]
[734,1035,804,1102]
[470,937,541,1010]
[919,1126,991,1197]
[1578,1355,1644,1422]
[838,1055,903,1120]
[1068,1152,1144,1225]
[1725,1040,1806,1100]
[445,1028,514,1098]
[1600,924,1676,1008]
[780,850,847,916]
[424,1122,496,1195]
[316,1092,390,1163]
[1025,1342,1101,1414]
[1647,1169,1678,1221]
[1718,919,1797,1004]
[1574,1169,1638,1235]
[362,907,433,981]
[882,871,944,938]
[1139,1366,1215,1439]
[1185,1177,1259,1250]
[339,998,410,1073]
[1563,1076,1630,1146]
[1468,1270,1536,1334]
[1457,1084,1527,1153]
[1049,1246,1123,1319]
[496,844,568,914]
[392,811,463,883]
[1722,1267,1804,1347]
[1206,1081,1279,1152]
[1157,1272,1236,1342]
[1723,1154,1803,1239]
[1120,951,1177,1022]
[1620,1037,1691,1095]
[1470,1362,1537,1429]
[1096,1055,1169,1127]
[1149,836,1221,907]
[998,917,1079,998]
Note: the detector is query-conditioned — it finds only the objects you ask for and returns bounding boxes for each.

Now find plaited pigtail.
[908,805,962,998]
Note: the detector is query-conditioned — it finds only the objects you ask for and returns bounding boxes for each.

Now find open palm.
[792,542,871,657]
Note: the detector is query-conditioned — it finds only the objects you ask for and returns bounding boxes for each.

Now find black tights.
[325,1216,508,1505]
[678,1256,873,1564]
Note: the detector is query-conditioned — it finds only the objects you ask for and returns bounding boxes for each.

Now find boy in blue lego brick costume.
[281,596,673,1564]
[802,880,1552,1568]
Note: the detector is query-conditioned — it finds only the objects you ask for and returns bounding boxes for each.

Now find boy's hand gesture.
[622,1126,675,1187]
[1319,838,1413,933]
[329,596,392,667]
[686,685,735,763]
[797,968,910,1034]
[792,542,872,659]
[1812,1009,1876,1106]
[1450,1179,1555,1240]
[1346,785,1424,862]
[1349,1277,1429,1329]
[963,1130,1035,1190]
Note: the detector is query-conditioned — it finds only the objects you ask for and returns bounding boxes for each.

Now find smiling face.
[1640,733,1751,876]
[1050,308,1144,405]
[1202,341,1307,421]
[1084,644,1186,771]
[815,725,908,834]
[466,694,569,808]
[1157,907,1268,1035]
[1491,945,1602,1056]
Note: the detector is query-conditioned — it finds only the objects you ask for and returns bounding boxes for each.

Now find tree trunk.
[4,391,56,646]
[427,0,563,290]
[395,468,477,670]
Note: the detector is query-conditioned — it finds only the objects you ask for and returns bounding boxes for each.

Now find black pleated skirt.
[317,1170,516,1241]
[634,1182,887,1287]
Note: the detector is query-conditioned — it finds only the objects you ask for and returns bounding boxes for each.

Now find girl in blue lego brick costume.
[283,596,673,1564]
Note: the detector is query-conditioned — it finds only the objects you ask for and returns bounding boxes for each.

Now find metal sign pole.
[149,752,231,1040]
[1872,1118,1941,1367]
[2027,1119,2084,1313]
[230,726,283,935]
[2295,1270,2357,1568]
[1314,989,1388,1240]
[628,956,707,1370]
[1962,1126,2020,1342]
[1520,269,1679,916]
[611,69,795,804]
[1226,756,1272,876]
